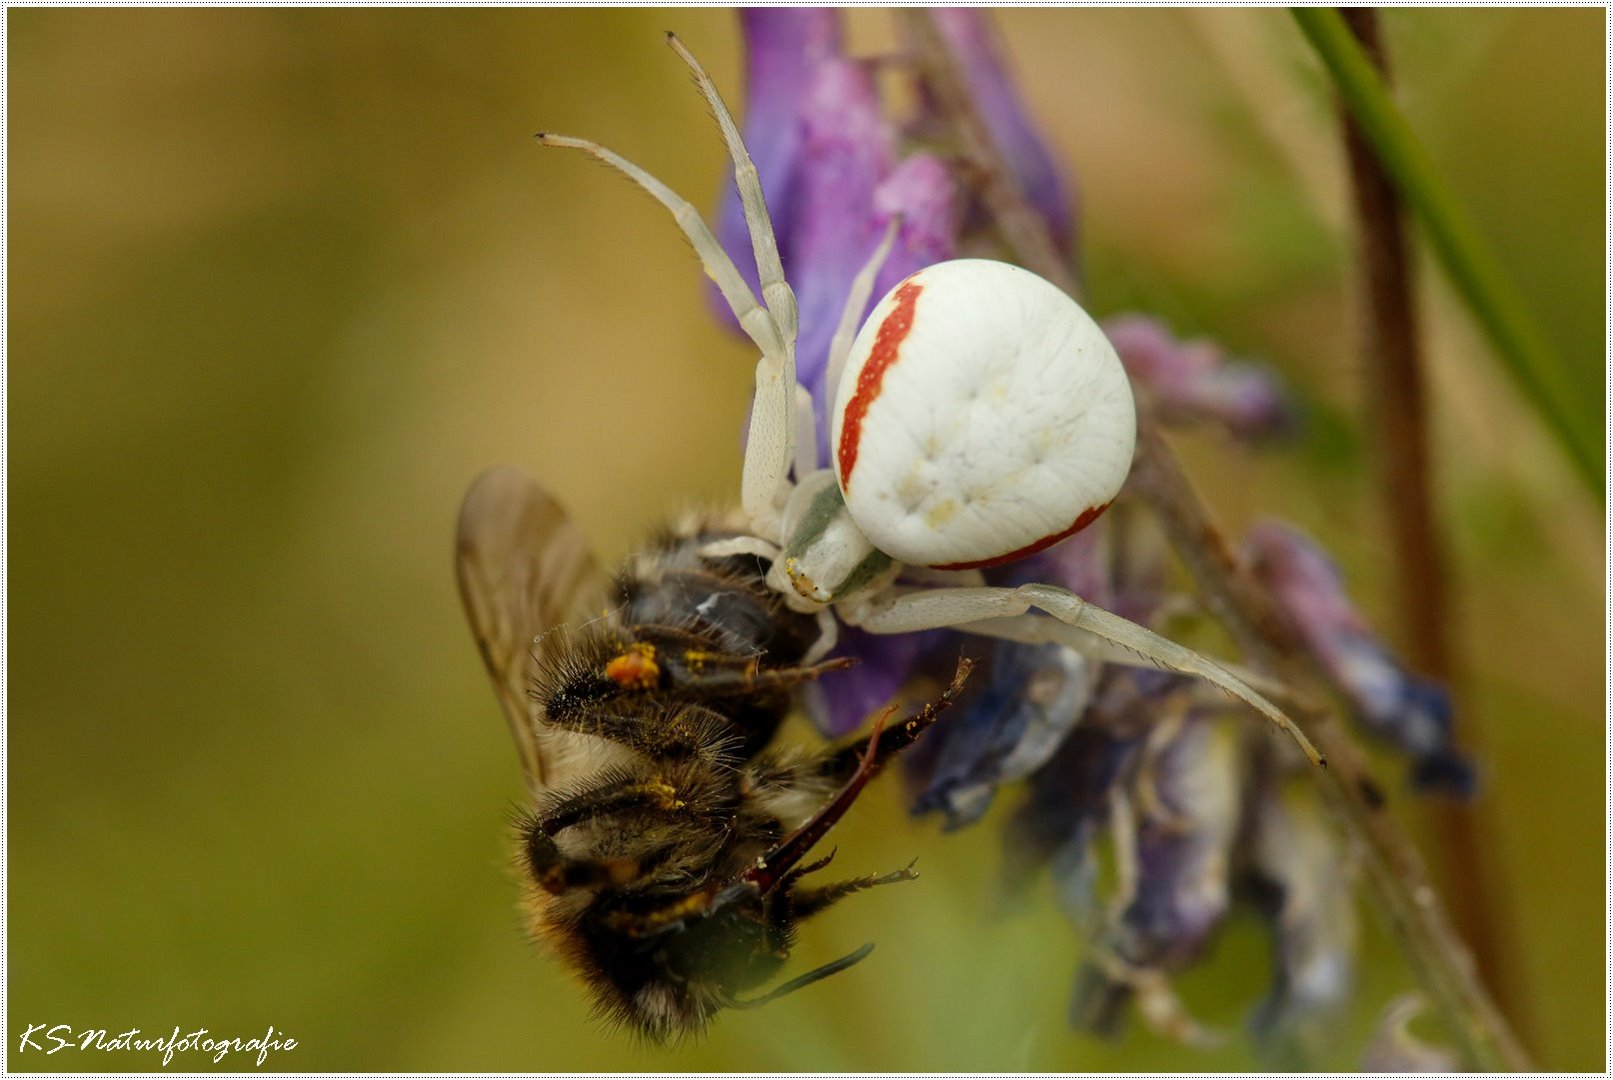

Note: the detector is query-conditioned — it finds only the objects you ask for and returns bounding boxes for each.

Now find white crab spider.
[537,34,1322,768]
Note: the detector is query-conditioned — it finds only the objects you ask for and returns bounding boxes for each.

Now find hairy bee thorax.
[534,517,835,763]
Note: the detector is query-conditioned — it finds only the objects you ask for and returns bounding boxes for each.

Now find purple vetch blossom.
[910,638,1093,830]
[1243,521,1474,795]
[1245,776,1357,1037]
[1114,714,1242,968]
[1070,711,1243,1044]
[712,11,960,461]
[1104,315,1298,441]
[714,9,842,293]
[926,9,1079,256]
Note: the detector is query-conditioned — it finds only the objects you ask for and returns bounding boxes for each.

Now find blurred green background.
[9,8,1603,1071]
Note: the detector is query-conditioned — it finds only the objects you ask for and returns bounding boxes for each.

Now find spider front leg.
[840,583,1323,767]
[538,37,804,540]
[663,34,805,537]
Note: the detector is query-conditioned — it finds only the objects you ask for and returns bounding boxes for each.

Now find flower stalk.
[1334,6,1528,1053]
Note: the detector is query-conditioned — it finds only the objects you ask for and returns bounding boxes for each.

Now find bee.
[456,467,971,1041]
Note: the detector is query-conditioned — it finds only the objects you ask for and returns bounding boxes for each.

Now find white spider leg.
[662,35,800,531]
[666,33,799,347]
[793,383,819,480]
[743,350,795,540]
[961,613,1298,708]
[802,607,840,666]
[699,536,781,562]
[825,216,901,407]
[840,583,1323,767]
[535,133,786,364]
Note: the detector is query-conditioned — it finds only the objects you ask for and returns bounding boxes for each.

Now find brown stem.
[1338,6,1531,1057]
[903,10,1530,1071]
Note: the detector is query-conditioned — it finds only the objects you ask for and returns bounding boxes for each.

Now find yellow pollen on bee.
[605,642,660,690]
[681,648,720,673]
[646,780,682,811]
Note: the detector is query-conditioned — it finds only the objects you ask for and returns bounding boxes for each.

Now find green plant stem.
[1292,7,1601,497]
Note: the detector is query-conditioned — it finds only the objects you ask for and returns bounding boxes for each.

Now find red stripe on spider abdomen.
[837,281,923,490]
[929,501,1113,571]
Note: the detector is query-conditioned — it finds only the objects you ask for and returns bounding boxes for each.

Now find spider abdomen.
[831,259,1136,570]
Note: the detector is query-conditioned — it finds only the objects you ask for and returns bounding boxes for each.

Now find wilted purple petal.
[795,138,959,462]
[1104,314,1298,440]
[1024,728,1139,931]
[1115,715,1242,969]
[1244,522,1474,795]
[1067,714,1239,1044]
[1246,778,1356,1036]
[789,59,894,409]
[1012,667,1193,922]
[930,9,1078,254]
[713,9,845,321]
[714,15,963,467]
[911,638,1092,830]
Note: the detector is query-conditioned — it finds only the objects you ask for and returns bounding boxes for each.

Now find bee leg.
[743,659,974,895]
[791,859,920,920]
[538,704,726,763]
[671,655,855,696]
[819,657,977,783]
[533,776,684,835]
[597,886,728,938]
[523,832,643,896]
[728,943,876,1010]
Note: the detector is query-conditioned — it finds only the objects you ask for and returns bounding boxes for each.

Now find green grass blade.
[1293,8,1602,498]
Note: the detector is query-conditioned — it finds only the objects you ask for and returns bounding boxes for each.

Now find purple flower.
[1007,716,1143,916]
[1069,710,1242,1045]
[911,638,1093,830]
[1104,315,1298,441]
[714,10,842,295]
[926,9,1079,255]
[1244,522,1474,795]
[1245,777,1356,1037]
[713,12,960,463]
[810,625,934,738]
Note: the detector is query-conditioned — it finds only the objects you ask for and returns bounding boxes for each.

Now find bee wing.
[455,466,605,793]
